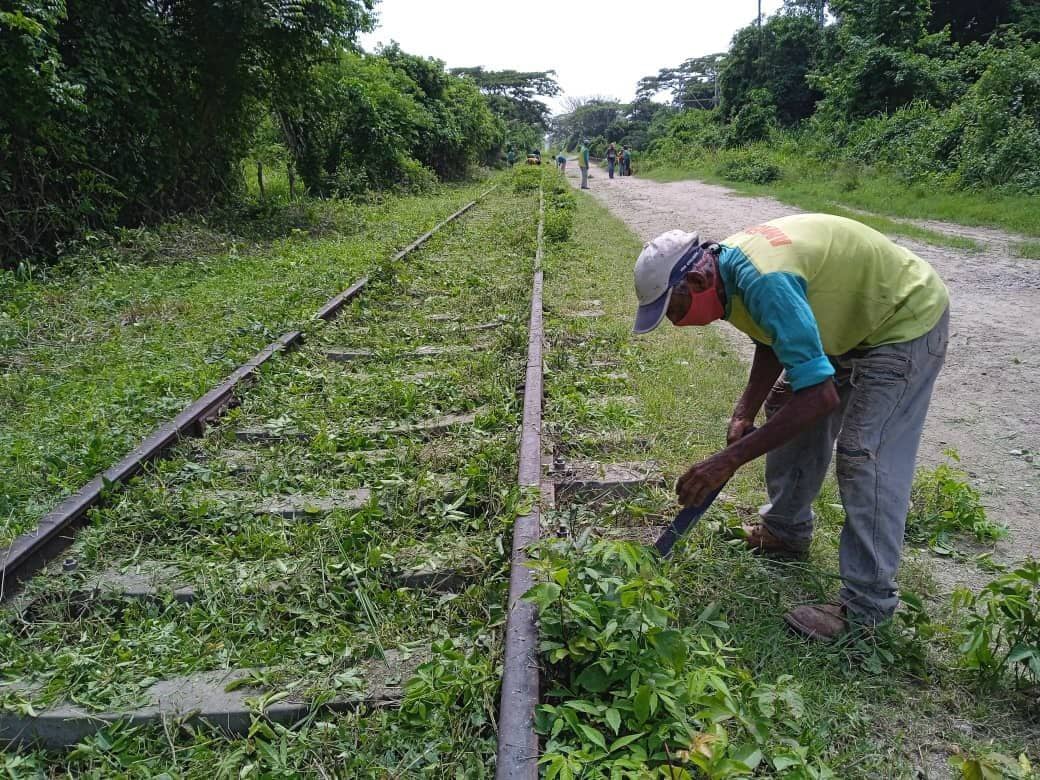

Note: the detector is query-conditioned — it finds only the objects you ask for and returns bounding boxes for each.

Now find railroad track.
[0,172,664,775]
[0,179,542,765]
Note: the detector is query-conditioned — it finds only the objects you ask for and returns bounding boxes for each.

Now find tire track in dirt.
[567,166,1040,593]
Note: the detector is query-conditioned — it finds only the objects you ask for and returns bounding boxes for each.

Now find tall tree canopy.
[719,10,828,125]
[0,0,376,262]
[636,54,727,109]
[450,67,560,130]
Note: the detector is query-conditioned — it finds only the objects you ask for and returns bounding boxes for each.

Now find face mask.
[674,284,724,326]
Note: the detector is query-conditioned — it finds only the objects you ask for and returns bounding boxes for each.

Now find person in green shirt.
[578,140,590,189]
[506,147,516,166]
[632,214,950,641]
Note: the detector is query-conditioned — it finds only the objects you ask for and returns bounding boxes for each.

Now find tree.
[282,47,502,195]
[719,11,828,125]
[549,99,627,151]
[450,67,560,130]
[0,0,377,264]
[829,0,929,48]
[636,54,727,109]
[928,0,1014,43]
[450,67,558,155]
[812,0,953,118]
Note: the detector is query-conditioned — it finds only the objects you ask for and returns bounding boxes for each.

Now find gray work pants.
[580,166,589,188]
[761,308,949,623]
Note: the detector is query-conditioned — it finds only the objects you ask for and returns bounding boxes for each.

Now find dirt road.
[567,165,1040,591]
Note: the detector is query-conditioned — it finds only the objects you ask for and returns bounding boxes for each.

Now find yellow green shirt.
[718,214,949,390]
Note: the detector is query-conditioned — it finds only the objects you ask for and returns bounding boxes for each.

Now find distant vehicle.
[525,150,542,165]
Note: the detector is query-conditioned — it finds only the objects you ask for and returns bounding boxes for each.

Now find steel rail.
[0,188,495,601]
[496,184,545,779]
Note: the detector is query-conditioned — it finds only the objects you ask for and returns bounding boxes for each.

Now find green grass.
[1,174,537,776]
[0,181,490,546]
[640,151,1040,243]
[1014,240,1040,260]
[2,168,1036,777]
[537,182,1039,776]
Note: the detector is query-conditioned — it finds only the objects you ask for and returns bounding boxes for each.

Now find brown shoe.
[740,523,809,560]
[784,602,848,643]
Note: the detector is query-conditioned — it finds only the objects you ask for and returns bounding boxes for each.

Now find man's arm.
[677,269,838,507]
[677,379,839,506]
[727,342,782,444]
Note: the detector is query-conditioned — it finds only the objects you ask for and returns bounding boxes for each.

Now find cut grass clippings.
[1,174,538,776]
[0,181,490,546]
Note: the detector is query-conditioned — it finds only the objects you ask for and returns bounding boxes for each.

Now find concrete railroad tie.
[549,459,664,504]
[363,407,486,437]
[0,650,423,750]
[323,345,474,362]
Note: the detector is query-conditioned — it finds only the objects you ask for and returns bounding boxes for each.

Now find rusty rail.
[0,189,494,600]
[496,185,545,779]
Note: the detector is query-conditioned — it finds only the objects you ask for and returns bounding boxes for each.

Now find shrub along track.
[0,178,557,775]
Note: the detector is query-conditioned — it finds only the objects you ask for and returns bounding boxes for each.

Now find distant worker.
[622,145,632,176]
[606,142,617,179]
[631,214,950,642]
[578,139,590,189]
[556,152,567,171]
[506,146,516,167]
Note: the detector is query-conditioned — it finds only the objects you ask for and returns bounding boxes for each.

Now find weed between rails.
[0,177,541,775]
[0,183,491,547]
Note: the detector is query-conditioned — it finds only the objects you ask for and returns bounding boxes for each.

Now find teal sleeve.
[738,270,835,391]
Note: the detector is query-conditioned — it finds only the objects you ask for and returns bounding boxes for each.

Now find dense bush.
[639,3,1040,197]
[0,1,511,266]
[0,0,376,267]
[716,150,782,184]
[277,48,502,198]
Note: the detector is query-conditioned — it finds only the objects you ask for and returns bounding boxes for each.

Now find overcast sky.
[360,0,786,112]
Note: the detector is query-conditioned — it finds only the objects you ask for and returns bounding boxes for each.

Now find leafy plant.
[716,151,782,184]
[953,559,1040,688]
[543,173,576,243]
[950,749,1036,780]
[907,451,1007,549]
[524,536,829,778]
[513,165,542,192]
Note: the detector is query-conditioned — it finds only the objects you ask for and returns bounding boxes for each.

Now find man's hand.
[676,453,738,508]
[726,416,756,446]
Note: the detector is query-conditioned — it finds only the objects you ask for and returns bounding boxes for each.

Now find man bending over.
[632,214,949,641]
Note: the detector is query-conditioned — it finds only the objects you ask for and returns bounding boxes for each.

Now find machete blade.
[653,485,726,558]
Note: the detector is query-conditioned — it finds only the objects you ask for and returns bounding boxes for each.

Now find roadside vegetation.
[550,0,1040,235]
[1,2,560,267]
